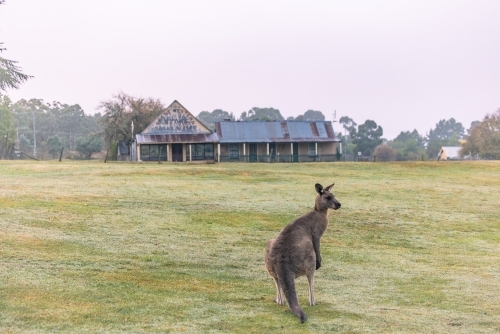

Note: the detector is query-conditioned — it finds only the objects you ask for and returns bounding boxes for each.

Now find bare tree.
[98,92,165,147]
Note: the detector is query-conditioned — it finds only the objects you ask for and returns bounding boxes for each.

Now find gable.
[141,100,211,135]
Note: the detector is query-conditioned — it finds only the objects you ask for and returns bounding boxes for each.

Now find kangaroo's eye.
[326,196,332,200]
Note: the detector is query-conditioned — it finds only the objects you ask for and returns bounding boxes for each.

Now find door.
[269,143,276,161]
[249,144,257,162]
[172,144,183,162]
[292,143,298,162]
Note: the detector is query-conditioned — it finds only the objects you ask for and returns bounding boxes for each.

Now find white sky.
[1,0,499,139]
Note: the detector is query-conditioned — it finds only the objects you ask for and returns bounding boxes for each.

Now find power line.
[17,130,99,136]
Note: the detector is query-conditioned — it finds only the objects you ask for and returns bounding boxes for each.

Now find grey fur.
[265,183,341,323]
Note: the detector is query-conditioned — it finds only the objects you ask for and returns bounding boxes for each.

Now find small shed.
[438,146,462,160]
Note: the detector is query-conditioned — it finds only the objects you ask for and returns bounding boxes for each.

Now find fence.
[0,144,107,161]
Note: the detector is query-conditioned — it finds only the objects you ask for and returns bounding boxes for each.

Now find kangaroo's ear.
[315,183,324,194]
[324,183,335,192]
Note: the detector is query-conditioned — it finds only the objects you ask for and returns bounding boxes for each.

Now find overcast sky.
[1,0,499,139]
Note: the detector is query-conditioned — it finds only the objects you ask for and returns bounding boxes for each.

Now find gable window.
[309,143,316,157]
[230,144,239,159]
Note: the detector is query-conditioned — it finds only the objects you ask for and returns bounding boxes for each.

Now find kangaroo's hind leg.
[273,276,284,305]
[306,271,316,306]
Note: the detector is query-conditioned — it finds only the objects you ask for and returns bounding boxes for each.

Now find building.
[215,120,341,162]
[437,146,462,160]
[135,100,218,162]
[134,101,342,163]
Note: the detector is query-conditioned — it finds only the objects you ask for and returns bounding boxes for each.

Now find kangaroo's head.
[315,183,341,211]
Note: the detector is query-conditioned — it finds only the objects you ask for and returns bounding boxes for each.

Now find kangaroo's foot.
[273,277,284,305]
[307,274,316,306]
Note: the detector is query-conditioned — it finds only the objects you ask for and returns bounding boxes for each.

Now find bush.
[76,135,103,159]
[374,144,396,161]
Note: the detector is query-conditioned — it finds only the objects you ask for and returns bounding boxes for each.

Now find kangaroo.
[265,183,341,323]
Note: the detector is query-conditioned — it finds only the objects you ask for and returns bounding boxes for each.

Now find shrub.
[374,144,396,161]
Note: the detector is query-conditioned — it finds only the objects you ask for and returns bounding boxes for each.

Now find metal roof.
[215,121,340,143]
[136,133,219,144]
[439,146,462,158]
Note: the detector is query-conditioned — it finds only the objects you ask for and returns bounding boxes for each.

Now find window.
[159,145,167,160]
[140,145,149,160]
[191,144,214,160]
[149,145,159,159]
[230,144,239,159]
[204,144,214,159]
[309,143,316,157]
[140,144,167,161]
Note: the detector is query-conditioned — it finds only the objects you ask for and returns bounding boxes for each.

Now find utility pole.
[32,110,36,158]
[130,121,134,162]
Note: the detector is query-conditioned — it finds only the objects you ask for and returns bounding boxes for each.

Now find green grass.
[0,160,499,333]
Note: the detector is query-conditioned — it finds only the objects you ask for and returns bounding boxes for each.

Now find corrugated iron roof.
[136,133,219,144]
[216,121,340,143]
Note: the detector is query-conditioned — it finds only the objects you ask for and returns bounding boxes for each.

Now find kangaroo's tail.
[279,267,307,323]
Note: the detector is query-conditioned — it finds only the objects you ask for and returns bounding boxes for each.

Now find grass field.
[0,160,499,333]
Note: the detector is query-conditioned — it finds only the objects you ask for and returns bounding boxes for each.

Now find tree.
[0,93,14,158]
[388,129,426,160]
[57,103,98,150]
[350,120,383,156]
[11,98,100,155]
[427,118,465,141]
[197,109,235,130]
[374,144,396,161]
[338,116,358,155]
[76,135,103,159]
[239,107,284,121]
[0,1,32,91]
[467,121,480,135]
[128,96,165,137]
[339,116,357,135]
[303,110,325,121]
[461,109,500,159]
[98,93,164,150]
[426,118,465,158]
[47,135,63,158]
[0,93,14,139]
[0,47,32,90]
[291,110,325,121]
